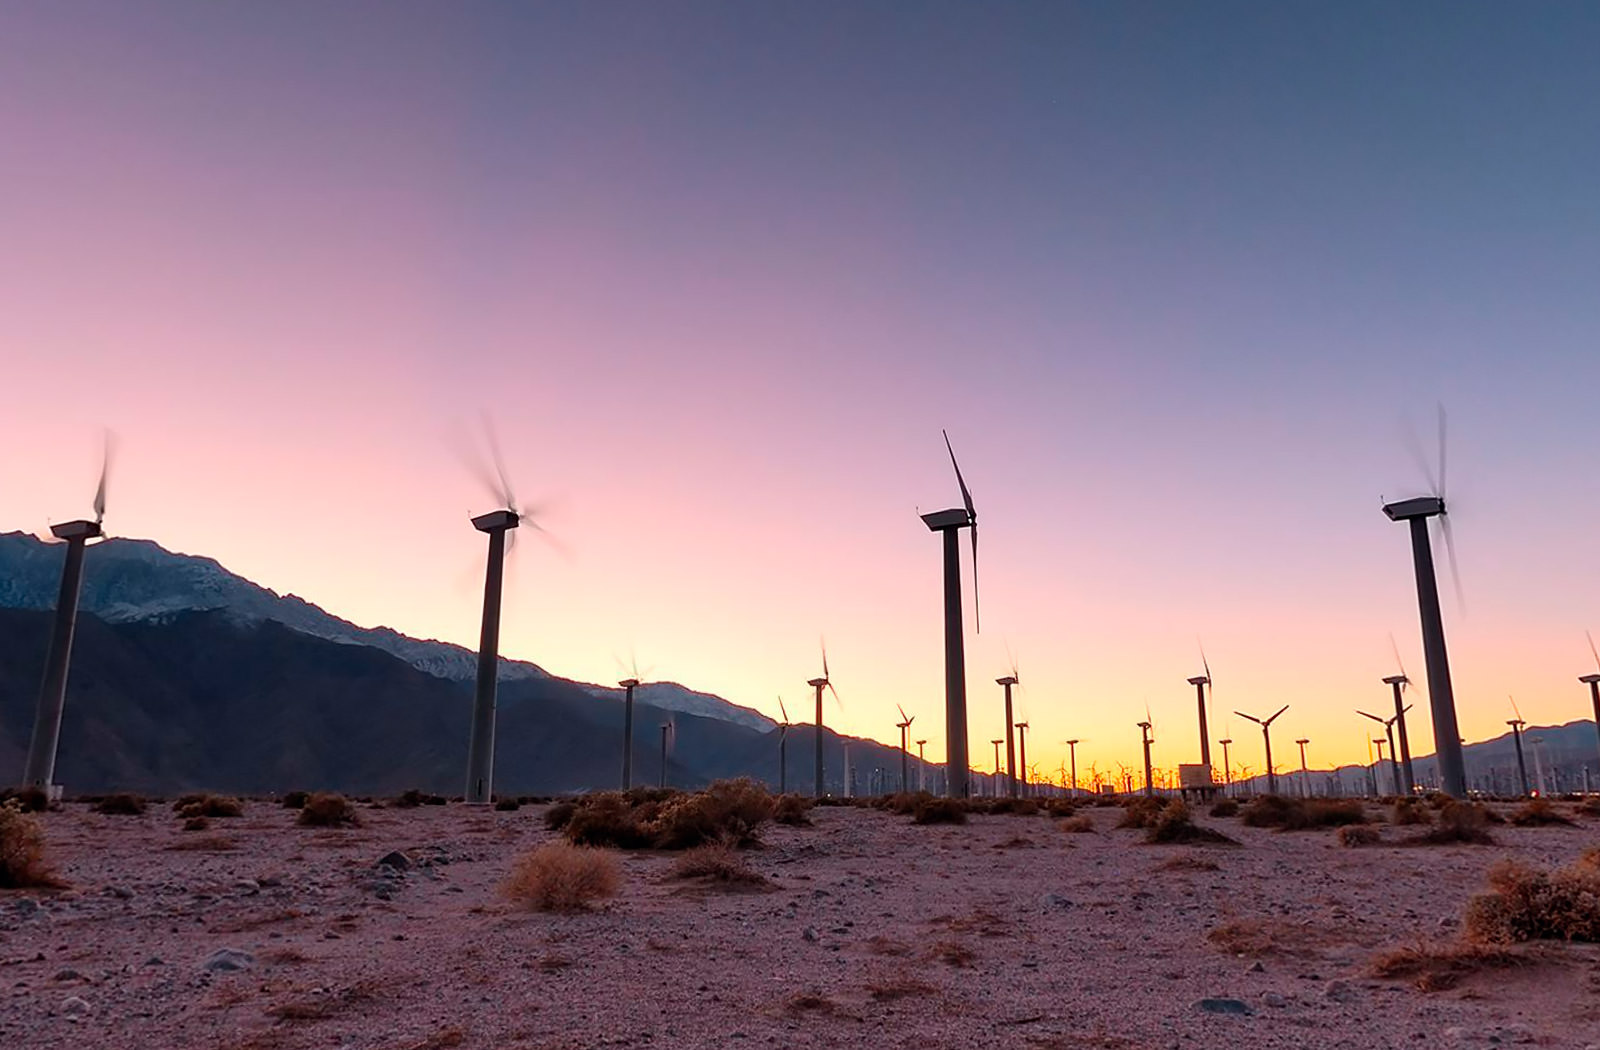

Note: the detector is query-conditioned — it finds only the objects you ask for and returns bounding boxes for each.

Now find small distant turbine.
[1507,697,1530,798]
[659,719,675,789]
[1217,737,1234,796]
[1188,645,1214,772]
[617,654,647,790]
[895,705,915,793]
[1381,406,1466,797]
[1138,707,1156,798]
[1014,719,1030,799]
[1581,632,1600,775]
[22,433,113,796]
[990,738,1004,797]
[914,739,928,791]
[1358,706,1409,797]
[1235,705,1289,795]
[1294,739,1311,798]
[808,640,841,796]
[776,696,792,794]
[996,656,1020,798]
[920,431,981,798]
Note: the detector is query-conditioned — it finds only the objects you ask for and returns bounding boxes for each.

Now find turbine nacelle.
[995,675,1018,687]
[1186,676,1209,687]
[1382,674,1408,686]
[618,678,640,689]
[49,520,103,542]
[1580,674,1600,685]
[807,677,829,689]
[471,509,520,532]
[1382,496,1445,522]
[920,508,971,531]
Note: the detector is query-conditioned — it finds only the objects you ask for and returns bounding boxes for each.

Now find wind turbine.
[808,641,841,796]
[462,421,554,805]
[1235,705,1289,795]
[22,434,113,796]
[1188,646,1214,772]
[1507,697,1530,798]
[616,654,649,791]
[914,739,928,791]
[1015,719,1030,799]
[895,705,915,793]
[659,718,675,789]
[1217,736,1234,797]
[1138,705,1156,798]
[920,430,980,797]
[1064,739,1081,796]
[990,739,1004,796]
[1294,738,1311,798]
[1382,636,1418,795]
[1581,632,1600,776]
[996,651,1020,798]
[1357,707,1408,797]
[1381,406,1466,797]
[777,697,792,794]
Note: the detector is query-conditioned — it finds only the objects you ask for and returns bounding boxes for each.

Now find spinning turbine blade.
[942,429,974,519]
[1509,695,1523,722]
[1267,705,1289,725]
[1436,403,1447,501]
[1589,631,1600,673]
[778,696,789,724]
[1357,710,1385,724]
[1437,515,1464,614]
[971,523,981,634]
[93,431,115,524]
[896,704,908,725]
[481,415,516,510]
[1388,632,1408,680]
[1235,711,1261,725]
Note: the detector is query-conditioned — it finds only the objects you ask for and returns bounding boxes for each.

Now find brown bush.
[912,797,967,825]
[280,791,310,810]
[493,798,521,812]
[1576,797,1600,818]
[182,815,210,832]
[1509,798,1576,828]
[0,787,49,813]
[92,793,146,816]
[563,793,654,849]
[773,794,814,826]
[174,794,243,819]
[1209,798,1240,818]
[650,778,773,849]
[1338,824,1381,847]
[0,799,63,888]
[1145,801,1236,846]
[503,842,620,912]
[1243,796,1365,831]
[878,791,925,815]
[985,797,1040,816]
[1057,815,1095,834]
[544,801,577,830]
[1391,799,1431,826]
[1464,850,1600,944]
[1042,798,1078,817]
[1157,852,1220,872]
[668,844,769,886]
[296,793,358,828]
[1409,801,1495,846]
[1116,796,1165,829]
[1371,941,1525,991]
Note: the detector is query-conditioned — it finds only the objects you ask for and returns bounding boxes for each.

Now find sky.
[3,2,1600,783]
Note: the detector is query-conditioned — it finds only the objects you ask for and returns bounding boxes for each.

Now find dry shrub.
[1116,796,1165,829]
[879,791,926,815]
[1058,815,1095,834]
[651,778,773,849]
[1206,919,1317,958]
[1464,850,1600,944]
[0,787,49,813]
[393,789,447,808]
[280,791,309,810]
[564,793,654,849]
[1146,801,1236,845]
[183,815,210,831]
[1409,801,1495,846]
[1370,941,1526,991]
[174,794,243,819]
[668,844,769,886]
[1043,798,1078,817]
[1209,798,1240,818]
[864,935,911,956]
[166,833,238,851]
[1577,797,1600,818]
[867,976,935,1001]
[912,797,967,825]
[773,794,814,826]
[1391,799,1431,826]
[783,992,836,1014]
[503,842,620,912]
[493,798,521,812]
[1509,798,1577,828]
[1157,852,1220,872]
[1243,796,1366,830]
[265,980,380,1022]
[1338,824,1381,848]
[92,793,146,816]
[544,801,577,829]
[296,793,358,828]
[0,799,63,888]
[405,1030,465,1050]
[929,939,975,967]
[985,797,1040,816]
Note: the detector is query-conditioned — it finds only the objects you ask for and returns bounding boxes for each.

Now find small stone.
[60,995,91,1017]
[143,957,164,967]
[51,969,82,982]
[233,879,260,895]
[1041,893,1074,910]
[1263,993,1287,1008]
[801,927,819,943]
[1246,961,1265,973]
[375,851,411,871]
[1325,980,1355,1003]
[257,876,282,888]
[14,899,40,918]
[200,948,255,973]
[1195,998,1253,1016]
[103,886,133,900]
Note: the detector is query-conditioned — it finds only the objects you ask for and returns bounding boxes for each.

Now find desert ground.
[4,796,1600,1050]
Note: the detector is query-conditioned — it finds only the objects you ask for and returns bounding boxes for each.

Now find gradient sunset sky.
[4,3,1599,781]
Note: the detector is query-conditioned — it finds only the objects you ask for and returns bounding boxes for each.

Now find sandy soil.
[4,800,1600,1049]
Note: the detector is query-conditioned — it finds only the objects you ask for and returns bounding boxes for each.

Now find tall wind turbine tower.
[22,437,113,796]
[1507,698,1530,798]
[809,641,840,796]
[1138,712,1156,798]
[777,697,792,794]
[1015,720,1030,799]
[996,670,1019,798]
[1188,647,1214,772]
[895,705,915,793]
[920,431,980,798]
[1381,406,1466,797]
[618,672,641,790]
[1581,633,1600,775]
[1295,738,1311,798]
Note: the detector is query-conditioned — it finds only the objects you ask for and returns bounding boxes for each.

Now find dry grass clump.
[91,793,146,816]
[503,842,620,912]
[773,794,814,826]
[0,787,50,813]
[280,791,309,810]
[561,779,774,850]
[1042,798,1078,817]
[981,796,1041,816]
[1370,941,1526,991]
[1242,796,1366,831]
[544,801,577,830]
[0,799,63,888]
[166,833,238,851]
[1208,798,1240,818]
[668,844,769,886]
[493,797,521,811]
[174,794,244,819]
[563,793,656,849]
[879,791,927,815]
[1391,799,1431,825]
[1464,850,1600,944]
[911,796,967,825]
[295,793,359,828]
[393,789,447,808]
[1576,796,1600,818]
[928,939,975,967]
[866,976,936,1002]
[1116,796,1165,829]
[1509,798,1577,828]
[1157,852,1220,872]
[1338,824,1382,847]
[1145,801,1236,845]
[1408,801,1496,846]
[1057,815,1095,834]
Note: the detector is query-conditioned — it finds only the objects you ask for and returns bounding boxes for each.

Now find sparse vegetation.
[281,791,309,810]
[174,794,244,819]
[0,787,49,813]
[1057,815,1095,834]
[1464,850,1600,944]
[493,798,521,812]
[1144,801,1236,845]
[503,842,621,912]
[544,801,577,830]
[394,789,447,808]
[773,794,814,826]
[1338,824,1381,847]
[0,799,62,888]
[1157,852,1220,872]
[928,939,975,967]
[1391,799,1431,825]
[1115,796,1165,829]
[1509,798,1576,827]
[668,844,769,886]
[911,796,967,825]
[1209,798,1240,818]
[295,793,359,828]
[182,815,210,832]
[1242,796,1366,831]
[1576,796,1600,818]
[1409,801,1496,846]
[1371,940,1526,991]
[92,793,146,816]
[560,779,775,850]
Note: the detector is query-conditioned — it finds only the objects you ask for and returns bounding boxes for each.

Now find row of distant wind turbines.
[17,416,1600,804]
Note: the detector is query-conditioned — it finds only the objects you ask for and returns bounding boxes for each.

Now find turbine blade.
[1509,694,1523,721]
[821,637,829,681]
[93,430,115,523]
[828,680,842,711]
[1388,632,1408,680]
[778,695,789,724]
[1268,704,1289,724]
[1357,710,1384,723]
[1436,515,1465,615]
[970,522,981,634]
[482,414,516,509]
[1436,403,1447,501]
[1234,711,1261,725]
[1588,630,1600,673]
[1404,418,1440,496]
[897,703,908,724]
[942,429,975,518]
